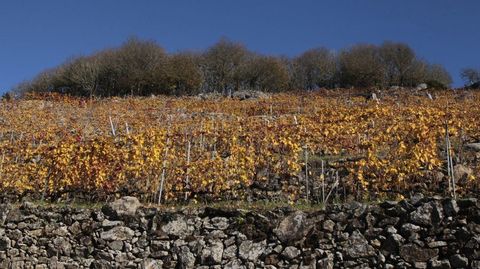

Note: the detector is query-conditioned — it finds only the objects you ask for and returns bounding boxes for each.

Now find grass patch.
[145,199,327,212]
[12,199,104,210]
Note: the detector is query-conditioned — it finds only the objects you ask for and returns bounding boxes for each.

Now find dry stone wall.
[1,196,480,268]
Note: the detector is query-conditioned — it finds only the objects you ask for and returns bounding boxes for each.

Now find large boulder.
[274,211,310,243]
[102,196,141,219]
[100,226,135,241]
[416,83,428,90]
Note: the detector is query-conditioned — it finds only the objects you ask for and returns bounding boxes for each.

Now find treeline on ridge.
[15,37,453,97]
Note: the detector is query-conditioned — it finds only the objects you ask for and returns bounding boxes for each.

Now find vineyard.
[0,90,479,203]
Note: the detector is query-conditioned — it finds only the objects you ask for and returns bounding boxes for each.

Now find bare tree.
[61,56,101,96]
[114,37,167,96]
[339,44,386,87]
[162,52,204,95]
[14,66,65,95]
[237,55,290,92]
[202,38,250,95]
[425,64,452,88]
[379,41,417,86]
[401,59,428,86]
[292,47,337,90]
[13,37,455,97]
[460,68,480,86]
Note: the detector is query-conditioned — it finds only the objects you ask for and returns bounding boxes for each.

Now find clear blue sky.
[1,0,479,93]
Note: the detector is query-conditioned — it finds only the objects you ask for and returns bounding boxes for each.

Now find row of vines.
[0,91,479,202]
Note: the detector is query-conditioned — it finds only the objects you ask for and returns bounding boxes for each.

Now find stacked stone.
[0,196,479,268]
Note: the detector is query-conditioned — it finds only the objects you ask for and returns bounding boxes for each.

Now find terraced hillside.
[0,90,479,203]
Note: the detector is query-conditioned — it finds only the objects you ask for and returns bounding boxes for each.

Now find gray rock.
[27,229,43,237]
[224,236,236,247]
[223,245,238,260]
[472,260,480,269]
[72,212,91,221]
[224,260,245,269]
[101,219,124,228]
[272,244,283,254]
[399,244,439,263]
[274,211,309,243]
[410,201,443,227]
[200,240,223,265]
[17,221,28,230]
[371,238,381,248]
[11,261,25,268]
[449,254,468,268]
[465,143,480,152]
[344,230,375,258]
[100,226,135,241]
[457,198,478,209]
[410,193,425,205]
[317,256,334,269]
[239,240,266,261]
[401,223,422,234]
[174,238,187,248]
[142,259,163,269]
[386,226,398,234]
[151,250,169,258]
[453,164,473,182]
[323,219,335,232]
[151,240,170,251]
[189,237,206,256]
[428,241,448,248]
[429,259,451,269]
[161,216,191,237]
[414,262,428,269]
[102,196,141,218]
[68,221,82,235]
[0,237,11,251]
[210,217,229,230]
[382,233,405,253]
[232,90,268,100]
[53,237,72,256]
[282,246,300,260]
[416,83,428,90]
[206,230,227,240]
[53,226,69,237]
[108,240,123,251]
[442,199,459,217]
[4,198,480,269]
[178,246,196,269]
